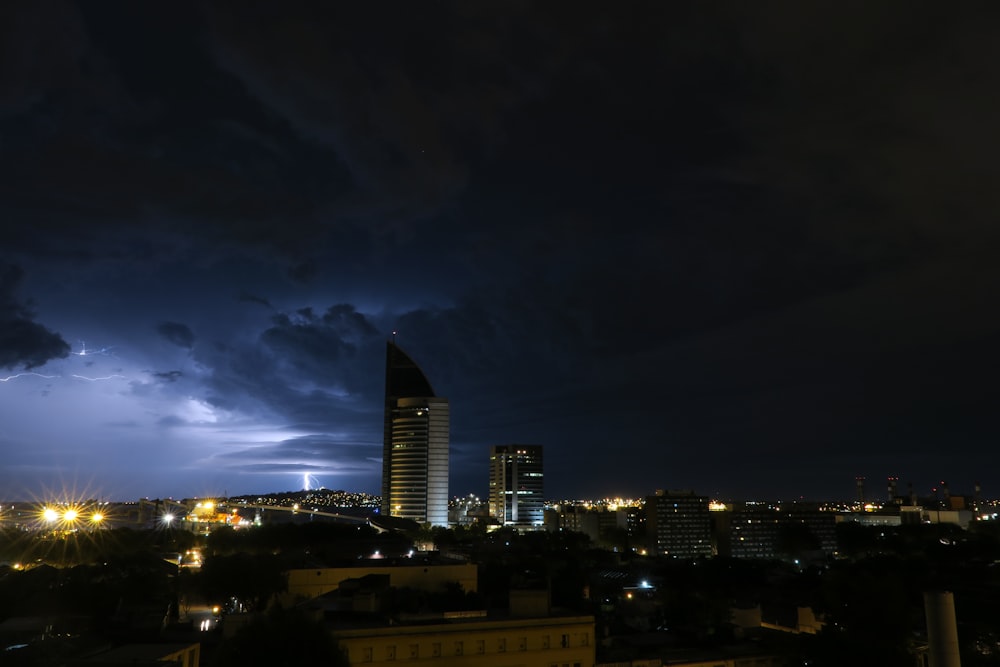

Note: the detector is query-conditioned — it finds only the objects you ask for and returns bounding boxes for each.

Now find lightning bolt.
[0,372,59,382]
[303,473,321,491]
[2,339,127,386]
[72,341,115,357]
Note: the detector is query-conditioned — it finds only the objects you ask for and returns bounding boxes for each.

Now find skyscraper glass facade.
[382,342,449,526]
[489,445,544,529]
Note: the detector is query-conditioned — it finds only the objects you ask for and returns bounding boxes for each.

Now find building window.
[498,638,506,652]
[409,644,419,659]
[385,645,396,661]
[431,643,441,657]
[454,641,463,656]
[519,637,528,651]
[542,635,550,649]
[561,634,569,648]
[362,647,373,662]
[476,640,485,654]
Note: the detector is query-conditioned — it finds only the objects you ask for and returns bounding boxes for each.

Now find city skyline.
[1,4,999,502]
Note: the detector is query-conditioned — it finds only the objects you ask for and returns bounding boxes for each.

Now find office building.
[720,502,838,560]
[646,490,712,558]
[382,341,449,526]
[488,445,544,529]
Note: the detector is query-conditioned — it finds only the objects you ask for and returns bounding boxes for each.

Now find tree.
[210,605,349,667]
[775,522,821,562]
[198,553,287,612]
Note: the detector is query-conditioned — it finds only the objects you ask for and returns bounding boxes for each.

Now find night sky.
[2,2,999,502]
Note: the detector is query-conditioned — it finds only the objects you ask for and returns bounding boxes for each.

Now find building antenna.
[391,330,397,345]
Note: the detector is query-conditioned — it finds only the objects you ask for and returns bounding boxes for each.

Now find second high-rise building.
[489,445,544,530]
[382,341,449,527]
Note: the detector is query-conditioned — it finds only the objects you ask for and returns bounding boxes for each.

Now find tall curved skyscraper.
[382,341,450,526]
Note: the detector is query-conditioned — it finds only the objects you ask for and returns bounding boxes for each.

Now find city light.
[35,501,110,531]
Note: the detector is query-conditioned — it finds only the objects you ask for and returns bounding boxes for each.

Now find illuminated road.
[229,504,372,524]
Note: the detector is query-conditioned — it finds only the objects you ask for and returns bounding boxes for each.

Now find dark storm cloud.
[238,291,272,309]
[152,370,183,383]
[0,262,71,369]
[3,2,1000,500]
[201,3,550,222]
[228,463,366,475]
[0,2,328,265]
[156,322,195,349]
[0,2,551,268]
[287,261,318,285]
[217,435,379,469]
[192,304,384,433]
[261,305,378,378]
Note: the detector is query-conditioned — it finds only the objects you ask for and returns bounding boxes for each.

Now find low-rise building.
[285,560,478,603]
[331,612,594,667]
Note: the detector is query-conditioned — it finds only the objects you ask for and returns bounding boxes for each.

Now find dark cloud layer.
[0,263,70,369]
[0,3,998,500]
[156,322,195,349]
